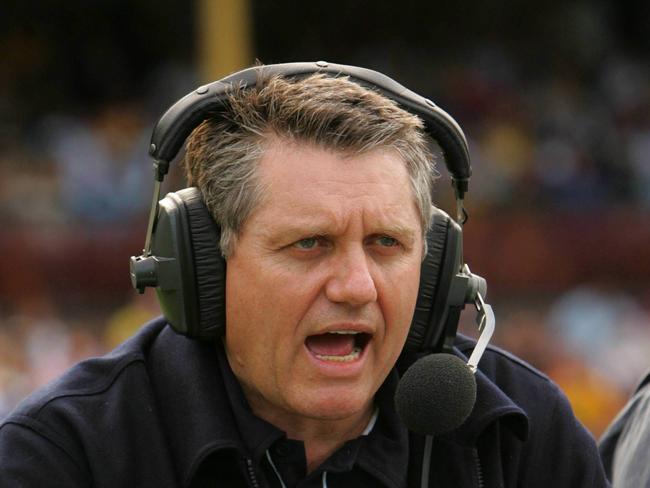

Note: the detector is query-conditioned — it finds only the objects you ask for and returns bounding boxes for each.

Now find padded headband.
[148,61,471,191]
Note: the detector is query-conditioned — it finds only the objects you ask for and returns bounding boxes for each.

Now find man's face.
[225,140,423,425]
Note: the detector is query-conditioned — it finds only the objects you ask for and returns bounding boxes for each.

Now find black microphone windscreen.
[394,353,477,435]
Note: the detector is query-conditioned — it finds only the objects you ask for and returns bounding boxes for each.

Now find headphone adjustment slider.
[153,159,170,182]
[462,265,487,303]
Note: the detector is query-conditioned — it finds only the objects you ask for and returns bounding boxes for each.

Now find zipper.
[244,457,261,488]
[473,448,484,488]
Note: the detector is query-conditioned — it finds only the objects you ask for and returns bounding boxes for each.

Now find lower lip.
[303,341,370,377]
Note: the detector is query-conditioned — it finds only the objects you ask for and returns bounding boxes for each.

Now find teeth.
[329,330,359,335]
[315,347,362,362]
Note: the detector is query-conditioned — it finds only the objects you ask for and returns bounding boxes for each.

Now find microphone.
[395,353,476,435]
[395,291,495,435]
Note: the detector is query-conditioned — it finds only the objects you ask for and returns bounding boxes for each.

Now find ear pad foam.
[405,211,452,352]
[175,188,227,340]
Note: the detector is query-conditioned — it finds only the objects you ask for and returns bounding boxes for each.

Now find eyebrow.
[261,222,331,247]
[263,220,419,248]
[378,224,417,246]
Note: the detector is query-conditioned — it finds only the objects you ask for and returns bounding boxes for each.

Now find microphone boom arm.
[466,292,495,373]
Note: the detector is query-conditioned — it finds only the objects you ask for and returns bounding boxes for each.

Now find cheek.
[225,259,270,371]
[225,259,323,360]
[379,262,421,343]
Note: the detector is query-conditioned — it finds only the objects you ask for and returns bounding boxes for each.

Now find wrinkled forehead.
[258,135,414,194]
[248,139,422,232]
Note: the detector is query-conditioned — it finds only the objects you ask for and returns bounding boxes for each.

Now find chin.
[294,388,373,421]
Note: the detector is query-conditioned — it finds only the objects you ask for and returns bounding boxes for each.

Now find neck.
[249,400,374,473]
[300,409,374,473]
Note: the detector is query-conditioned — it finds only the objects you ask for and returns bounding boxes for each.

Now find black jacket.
[0,317,609,487]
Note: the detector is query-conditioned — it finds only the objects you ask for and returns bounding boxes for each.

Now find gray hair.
[183,73,437,258]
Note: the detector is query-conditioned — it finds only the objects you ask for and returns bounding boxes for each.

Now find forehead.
[248,139,421,230]
[260,137,410,188]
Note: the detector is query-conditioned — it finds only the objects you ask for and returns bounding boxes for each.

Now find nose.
[325,247,378,306]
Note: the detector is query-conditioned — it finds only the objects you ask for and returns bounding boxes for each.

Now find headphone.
[130,61,488,353]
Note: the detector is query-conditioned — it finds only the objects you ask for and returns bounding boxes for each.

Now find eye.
[376,235,399,247]
[294,237,319,250]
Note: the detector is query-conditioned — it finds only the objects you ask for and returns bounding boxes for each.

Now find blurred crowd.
[1,38,649,438]
[0,290,160,419]
[417,46,650,213]
[482,285,650,437]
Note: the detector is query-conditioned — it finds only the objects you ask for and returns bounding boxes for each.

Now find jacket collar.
[147,323,246,487]
[447,334,529,445]
[449,367,529,445]
[214,340,283,467]
[396,334,529,447]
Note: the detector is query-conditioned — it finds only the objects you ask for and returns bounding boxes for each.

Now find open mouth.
[305,331,372,362]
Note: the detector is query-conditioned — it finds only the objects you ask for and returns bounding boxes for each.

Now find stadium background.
[1,0,649,437]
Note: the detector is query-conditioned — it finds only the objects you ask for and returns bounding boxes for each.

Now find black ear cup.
[175,188,226,339]
[148,187,226,340]
[405,208,462,352]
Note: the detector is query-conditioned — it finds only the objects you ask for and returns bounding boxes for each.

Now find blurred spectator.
[489,306,630,437]
[0,146,63,226]
[103,290,160,349]
[627,126,650,207]
[40,101,151,224]
[547,285,650,394]
[0,293,104,418]
[0,325,30,419]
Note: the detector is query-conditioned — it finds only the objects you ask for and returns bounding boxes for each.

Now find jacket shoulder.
[0,317,185,486]
[454,334,609,487]
[453,334,580,440]
[455,333,552,383]
[2,317,167,421]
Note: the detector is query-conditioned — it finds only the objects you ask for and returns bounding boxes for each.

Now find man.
[600,368,650,487]
[0,64,609,487]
